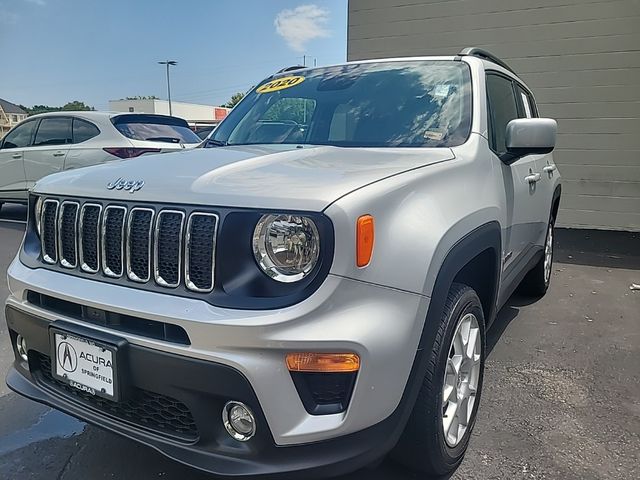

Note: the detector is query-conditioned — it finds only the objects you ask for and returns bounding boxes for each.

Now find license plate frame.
[49,326,121,401]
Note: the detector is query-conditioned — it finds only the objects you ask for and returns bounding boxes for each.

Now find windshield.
[210,61,472,148]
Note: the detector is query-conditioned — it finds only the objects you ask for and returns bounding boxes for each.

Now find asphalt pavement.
[0,203,638,479]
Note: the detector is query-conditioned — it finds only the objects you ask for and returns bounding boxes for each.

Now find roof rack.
[458,47,516,74]
[276,65,307,74]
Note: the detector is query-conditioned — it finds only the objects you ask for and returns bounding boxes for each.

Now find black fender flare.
[373,221,502,454]
[552,184,562,219]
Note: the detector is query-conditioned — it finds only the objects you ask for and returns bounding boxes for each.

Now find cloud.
[274,4,330,53]
[0,8,19,24]
[24,0,46,5]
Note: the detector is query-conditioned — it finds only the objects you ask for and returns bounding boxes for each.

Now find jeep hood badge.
[106,178,145,193]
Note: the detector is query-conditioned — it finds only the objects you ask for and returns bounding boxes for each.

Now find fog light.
[16,335,28,362]
[222,401,256,441]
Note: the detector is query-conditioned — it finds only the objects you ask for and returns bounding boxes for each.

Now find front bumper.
[6,308,407,478]
[6,258,430,476]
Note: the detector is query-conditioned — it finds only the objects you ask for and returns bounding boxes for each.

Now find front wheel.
[392,283,485,476]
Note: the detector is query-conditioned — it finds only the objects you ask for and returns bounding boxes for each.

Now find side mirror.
[502,118,557,164]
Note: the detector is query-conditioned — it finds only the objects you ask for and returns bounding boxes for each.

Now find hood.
[34,144,455,211]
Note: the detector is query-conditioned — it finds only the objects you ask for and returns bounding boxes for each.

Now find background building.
[0,99,28,137]
[108,99,229,127]
[348,0,640,231]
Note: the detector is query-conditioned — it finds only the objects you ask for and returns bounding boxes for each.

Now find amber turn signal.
[356,215,375,267]
[286,353,360,373]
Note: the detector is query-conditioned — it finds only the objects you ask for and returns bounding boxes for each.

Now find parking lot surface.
[1,204,638,479]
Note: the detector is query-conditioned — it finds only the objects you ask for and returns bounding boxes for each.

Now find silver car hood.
[34,144,455,210]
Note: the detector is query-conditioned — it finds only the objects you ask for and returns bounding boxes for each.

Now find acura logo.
[106,178,144,193]
[57,341,78,373]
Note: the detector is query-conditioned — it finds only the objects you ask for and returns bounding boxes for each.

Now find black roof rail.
[276,65,307,74]
[458,47,516,74]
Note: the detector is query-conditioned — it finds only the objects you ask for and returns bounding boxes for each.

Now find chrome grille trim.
[79,203,102,273]
[154,210,185,288]
[185,212,218,293]
[57,201,79,268]
[101,205,127,278]
[41,199,59,264]
[126,207,154,283]
[36,198,219,295]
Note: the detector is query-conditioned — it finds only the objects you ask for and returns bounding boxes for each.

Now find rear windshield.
[209,60,472,148]
[112,115,200,144]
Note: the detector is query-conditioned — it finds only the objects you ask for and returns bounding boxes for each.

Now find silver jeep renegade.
[5,48,560,477]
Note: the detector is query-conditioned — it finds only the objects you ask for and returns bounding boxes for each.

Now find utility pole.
[158,60,177,116]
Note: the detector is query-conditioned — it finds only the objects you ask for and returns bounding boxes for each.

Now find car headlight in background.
[253,214,320,283]
[34,196,43,236]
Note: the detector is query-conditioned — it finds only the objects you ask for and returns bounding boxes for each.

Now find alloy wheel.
[544,223,553,285]
[442,312,482,448]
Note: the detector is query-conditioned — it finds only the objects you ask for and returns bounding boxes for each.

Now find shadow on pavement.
[555,227,640,270]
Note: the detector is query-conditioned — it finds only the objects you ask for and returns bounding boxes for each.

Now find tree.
[222,92,245,108]
[62,101,94,111]
[22,101,95,116]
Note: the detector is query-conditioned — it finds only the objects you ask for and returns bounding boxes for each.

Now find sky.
[0,0,347,109]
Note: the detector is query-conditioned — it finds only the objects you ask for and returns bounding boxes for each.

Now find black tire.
[392,283,486,476]
[519,215,555,297]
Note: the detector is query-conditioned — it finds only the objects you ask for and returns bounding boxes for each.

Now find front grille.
[41,199,59,263]
[185,213,217,292]
[26,291,191,345]
[33,353,198,442]
[127,208,153,282]
[38,198,218,293]
[102,206,126,277]
[154,211,184,287]
[58,201,79,268]
[79,204,101,273]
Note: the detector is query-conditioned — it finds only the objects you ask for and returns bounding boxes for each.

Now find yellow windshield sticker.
[256,75,305,93]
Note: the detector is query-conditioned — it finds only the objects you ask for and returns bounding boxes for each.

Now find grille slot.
[33,353,198,442]
[79,203,102,273]
[102,206,127,278]
[185,213,218,292]
[58,201,79,268]
[154,210,185,288]
[41,199,59,264]
[127,208,154,282]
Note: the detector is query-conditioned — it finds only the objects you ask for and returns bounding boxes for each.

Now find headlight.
[253,214,320,283]
[34,196,44,236]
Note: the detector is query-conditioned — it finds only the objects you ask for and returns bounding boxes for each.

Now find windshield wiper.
[206,139,228,147]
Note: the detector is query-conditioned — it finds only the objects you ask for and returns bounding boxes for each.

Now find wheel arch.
[425,220,502,327]
[382,221,502,453]
[551,184,562,221]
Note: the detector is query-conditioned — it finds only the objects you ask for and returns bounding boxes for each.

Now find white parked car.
[0,111,201,210]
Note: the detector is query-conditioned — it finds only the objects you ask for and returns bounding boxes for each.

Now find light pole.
[158,60,177,115]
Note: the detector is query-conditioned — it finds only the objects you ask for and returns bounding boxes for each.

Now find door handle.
[12,153,22,159]
[543,165,556,173]
[525,173,541,184]
[53,151,66,157]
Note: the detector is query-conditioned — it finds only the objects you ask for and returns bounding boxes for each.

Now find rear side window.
[486,74,519,155]
[73,118,100,143]
[112,115,201,144]
[515,85,538,118]
[33,117,73,146]
[1,120,37,149]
